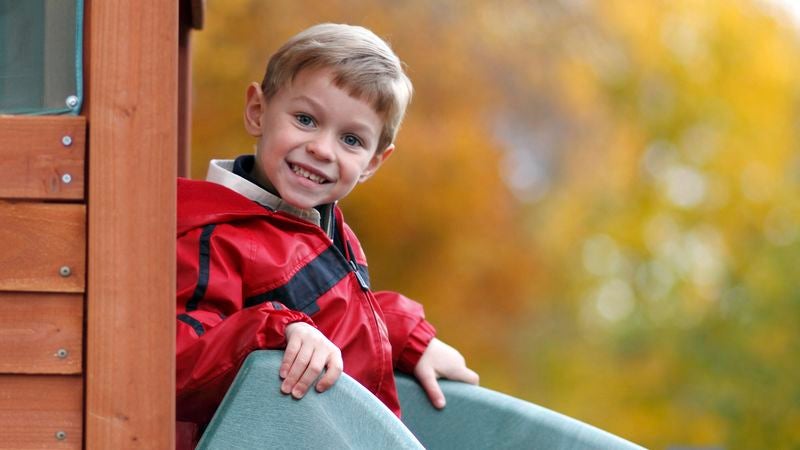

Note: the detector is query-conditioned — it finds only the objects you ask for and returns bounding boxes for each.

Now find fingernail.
[292,389,304,399]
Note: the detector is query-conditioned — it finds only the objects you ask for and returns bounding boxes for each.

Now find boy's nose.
[307,133,336,161]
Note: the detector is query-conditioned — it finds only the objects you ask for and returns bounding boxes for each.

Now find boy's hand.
[413,338,479,409]
[280,322,343,399]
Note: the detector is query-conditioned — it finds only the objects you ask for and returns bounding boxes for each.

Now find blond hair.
[261,23,412,154]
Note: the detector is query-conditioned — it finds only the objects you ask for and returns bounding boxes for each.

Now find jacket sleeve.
[373,291,437,374]
[176,223,314,424]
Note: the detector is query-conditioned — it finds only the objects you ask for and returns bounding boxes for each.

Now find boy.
[176,23,478,448]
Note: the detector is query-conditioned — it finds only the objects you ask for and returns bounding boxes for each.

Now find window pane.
[0,0,82,115]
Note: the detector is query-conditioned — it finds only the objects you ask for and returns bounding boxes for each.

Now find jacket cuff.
[395,319,436,374]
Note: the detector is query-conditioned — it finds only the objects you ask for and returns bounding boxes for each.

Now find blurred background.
[190,1,800,448]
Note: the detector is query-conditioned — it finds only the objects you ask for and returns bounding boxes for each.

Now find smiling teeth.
[291,164,327,184]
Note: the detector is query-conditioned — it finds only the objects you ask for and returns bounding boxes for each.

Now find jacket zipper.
[349,260,369,291]
[335,231,389,394]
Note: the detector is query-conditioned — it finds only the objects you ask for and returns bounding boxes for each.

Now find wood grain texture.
[85,0,177,448]
[0,116,85,200]
[0,202,85,293]
[0,292,83,374]
[0,375,82,449]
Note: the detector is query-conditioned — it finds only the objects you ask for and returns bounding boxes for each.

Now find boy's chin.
[281,194,327,210]
[281,187,351,210]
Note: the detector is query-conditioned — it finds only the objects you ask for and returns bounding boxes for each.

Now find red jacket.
[176,178,435,444]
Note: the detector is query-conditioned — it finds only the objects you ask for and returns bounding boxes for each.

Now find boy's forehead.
[288,68,357,99]
[285,68,386,120]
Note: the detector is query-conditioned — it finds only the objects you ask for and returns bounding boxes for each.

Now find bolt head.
[61,135,73,147]
[61,174,72,184]
[66,95,79,108]
[59,266,72,277]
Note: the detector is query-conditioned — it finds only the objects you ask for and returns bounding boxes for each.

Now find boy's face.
[244,68,393,210]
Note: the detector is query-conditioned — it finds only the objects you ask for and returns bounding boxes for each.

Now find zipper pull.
[350,260,369,291]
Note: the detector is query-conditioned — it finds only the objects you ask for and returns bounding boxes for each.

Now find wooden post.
[85,0,176,448]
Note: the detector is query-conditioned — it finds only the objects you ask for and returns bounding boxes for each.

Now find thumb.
[417,368,446,409]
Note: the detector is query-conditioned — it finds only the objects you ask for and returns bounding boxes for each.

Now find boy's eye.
[342,134,362,147]
[295,114,315,127]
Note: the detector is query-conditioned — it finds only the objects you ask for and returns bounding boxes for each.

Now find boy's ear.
[359,145,395,182]
[243,82,265,137]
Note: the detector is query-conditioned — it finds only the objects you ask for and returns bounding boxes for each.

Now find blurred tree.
[192,0,800,448]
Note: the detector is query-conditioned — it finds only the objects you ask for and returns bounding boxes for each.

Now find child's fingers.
[289,348,329,399]
[315,351,343,392]
[463,368,480,385]
[280,322,344,398]
[280,336,303,379]
[444,365,480,385]
[281,345,313,395]
[417,368,446,409]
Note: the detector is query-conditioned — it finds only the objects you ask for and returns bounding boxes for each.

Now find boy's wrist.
[283,316,316,332]
[396,319,436,373]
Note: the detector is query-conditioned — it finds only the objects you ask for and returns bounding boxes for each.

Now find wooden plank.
[85,0,177,448]
[0,293,82,374]
[0,202,85,293]
[0,116,85,200]
[0,375,82,449]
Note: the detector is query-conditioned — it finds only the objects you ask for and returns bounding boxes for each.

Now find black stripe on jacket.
[186,224,216,312]
[177,313,206,336]
[244,245,352,315]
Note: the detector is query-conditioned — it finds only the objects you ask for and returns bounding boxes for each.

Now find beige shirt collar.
[206,159,323,227]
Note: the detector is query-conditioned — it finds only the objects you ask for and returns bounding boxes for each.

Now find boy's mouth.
[290,163,329,184]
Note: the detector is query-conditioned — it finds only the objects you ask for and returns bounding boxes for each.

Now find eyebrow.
[291,94,324,111]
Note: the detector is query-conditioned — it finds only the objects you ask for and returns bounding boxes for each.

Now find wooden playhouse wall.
[0,116,87,448]
[0,0,200,448]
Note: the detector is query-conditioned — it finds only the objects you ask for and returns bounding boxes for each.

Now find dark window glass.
[0,0,83,115]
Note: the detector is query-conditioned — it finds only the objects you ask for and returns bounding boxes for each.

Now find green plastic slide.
[197,351,645,449]
[395,373,644,449]
[196,351,423,449]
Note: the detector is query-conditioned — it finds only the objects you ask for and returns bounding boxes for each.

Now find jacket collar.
[206,158,331,229]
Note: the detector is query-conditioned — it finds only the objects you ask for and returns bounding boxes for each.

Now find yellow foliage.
[191,1,800,447]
